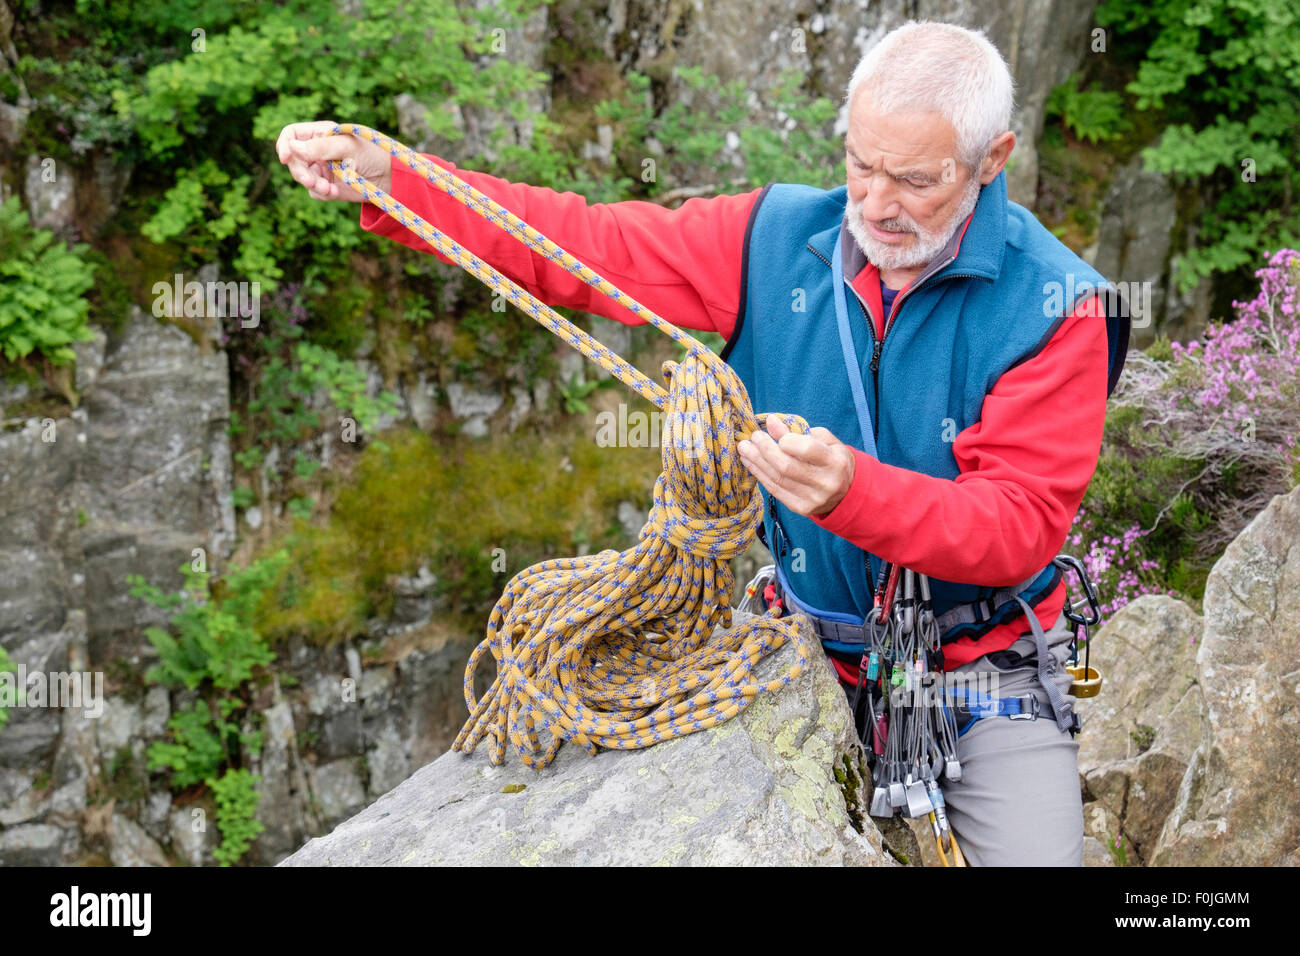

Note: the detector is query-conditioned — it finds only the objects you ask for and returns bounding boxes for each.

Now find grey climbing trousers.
[939,609,1085,867]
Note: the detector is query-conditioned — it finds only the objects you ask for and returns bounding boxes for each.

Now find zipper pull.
[868,337,883,374]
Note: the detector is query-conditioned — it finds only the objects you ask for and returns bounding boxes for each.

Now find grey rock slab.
[169,806,208,866]
[109,813,169,867]
[1093,151,1179,343]
[81,307,232,558]
[251,700,302,860]
[1082,835,1116,867]
[0,823,77,866]
[96,697,143,761]
[1152,485,1300,865]
[24,153,76,230]
[1075,594,1204,863]
[281,612,892,866]
[142,686,170,737]
[312,757,368,825]
[1077,594,1203,773]
[365,721,411,797]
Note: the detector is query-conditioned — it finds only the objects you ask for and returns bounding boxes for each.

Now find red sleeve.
[359,153,758,338]
[810,294,1110,587]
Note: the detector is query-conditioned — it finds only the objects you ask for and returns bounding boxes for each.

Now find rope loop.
[330,124,811,768]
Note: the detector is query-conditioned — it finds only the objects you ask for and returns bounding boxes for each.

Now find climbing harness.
[745,551,1107,867]
[743,562,966,863]
[327,124,812,770]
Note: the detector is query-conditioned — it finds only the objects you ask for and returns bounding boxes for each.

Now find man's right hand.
[275,121,393,202]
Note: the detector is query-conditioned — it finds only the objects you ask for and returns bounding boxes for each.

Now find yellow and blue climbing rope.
[328,123,810,769]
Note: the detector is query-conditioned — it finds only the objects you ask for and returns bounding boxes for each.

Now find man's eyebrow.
[845,144,937,182]
[899,168,939,183]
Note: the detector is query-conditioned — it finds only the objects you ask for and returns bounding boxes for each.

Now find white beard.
[845,176,982,273]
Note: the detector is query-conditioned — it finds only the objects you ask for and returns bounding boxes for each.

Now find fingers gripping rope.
[329,124,811,768]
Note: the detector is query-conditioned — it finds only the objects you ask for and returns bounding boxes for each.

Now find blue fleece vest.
[721,171,1125,642]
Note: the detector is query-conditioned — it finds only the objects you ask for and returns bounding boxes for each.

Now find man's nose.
[859,175,902,223]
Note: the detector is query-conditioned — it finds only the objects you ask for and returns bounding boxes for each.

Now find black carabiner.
[767,493,792,559]
[1053,554,1102,627]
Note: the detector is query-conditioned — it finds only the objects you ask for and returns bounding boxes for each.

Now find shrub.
[0,196,96,368]
[1076,249,1300,617]
[209,769,266,867]
[1096,0,1300,292]
[127,551,289,864]
[1045,73,1132,144]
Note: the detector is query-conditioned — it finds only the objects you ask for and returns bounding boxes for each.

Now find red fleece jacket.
[360,155,1108,670]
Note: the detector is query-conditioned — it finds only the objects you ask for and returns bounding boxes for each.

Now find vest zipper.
[809,242,988,618]
[860,267,995,471]
[809,242,885,612]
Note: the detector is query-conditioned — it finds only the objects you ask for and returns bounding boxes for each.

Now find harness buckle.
[1008,694,1041,721]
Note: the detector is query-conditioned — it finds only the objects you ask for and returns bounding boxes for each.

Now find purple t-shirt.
[881,283,899,320]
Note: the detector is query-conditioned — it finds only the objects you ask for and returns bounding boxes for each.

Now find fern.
[1044,74,1131,145]
[0,197,97,367]
[128,551,287,863]
[209,768,266,867]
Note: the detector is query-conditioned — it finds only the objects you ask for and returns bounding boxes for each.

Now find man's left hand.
[737,417,856,517]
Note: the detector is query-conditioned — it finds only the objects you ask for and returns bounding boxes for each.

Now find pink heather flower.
[1072,249,1300,626]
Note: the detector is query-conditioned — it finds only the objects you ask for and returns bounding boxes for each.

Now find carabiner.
[1054,554,1102,627]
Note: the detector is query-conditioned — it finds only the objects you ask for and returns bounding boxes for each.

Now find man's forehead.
[845,103,958,168]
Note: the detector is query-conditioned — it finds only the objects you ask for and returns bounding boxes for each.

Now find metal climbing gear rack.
[844,566,967,863]
[750,549,1110,864]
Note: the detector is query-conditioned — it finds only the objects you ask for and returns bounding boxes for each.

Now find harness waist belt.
[772,568,1039,647]
[931,572,1042,634]
[807,612,893,647]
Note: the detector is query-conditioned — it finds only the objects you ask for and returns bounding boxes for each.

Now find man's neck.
[878,266,922,290]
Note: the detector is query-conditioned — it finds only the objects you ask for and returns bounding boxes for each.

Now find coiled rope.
[329,124,810,768]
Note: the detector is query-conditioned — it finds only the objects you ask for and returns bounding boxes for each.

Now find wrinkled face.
[844,90,982,274]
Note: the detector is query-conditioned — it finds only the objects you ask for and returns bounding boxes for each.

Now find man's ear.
[978,130,1016,185]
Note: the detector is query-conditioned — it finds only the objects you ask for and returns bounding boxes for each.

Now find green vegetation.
[0,645,20,730]
[22,0,552,286]
[1130,723,1158,753]
[1109,833,1129,867]
[557,372,603,415]
[1045,73,1132,145]
[0,196,96,370]
[1085,0,1300,299]
[1084,400,1216,598]
[208,769,265,866]
[564,66,843,202]
[252,422,659,644]
[251,341,397,446]
[126,552,289,864]
[1071,252,1300,615]
[225,284,399,520]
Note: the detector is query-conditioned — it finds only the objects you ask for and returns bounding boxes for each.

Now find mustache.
[847,197,917,235]
[874,217,915,234]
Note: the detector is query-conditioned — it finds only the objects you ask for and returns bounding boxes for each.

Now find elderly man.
[278,20,1127,865]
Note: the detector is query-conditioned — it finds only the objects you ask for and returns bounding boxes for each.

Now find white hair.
[844,21,1015,169]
